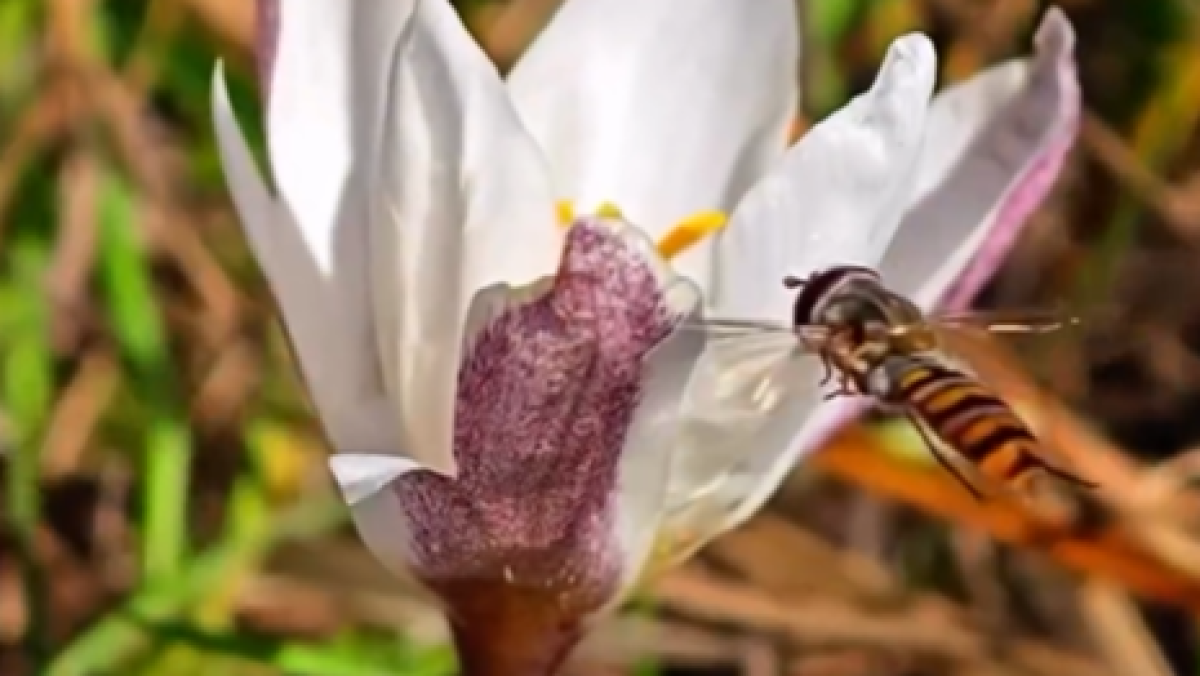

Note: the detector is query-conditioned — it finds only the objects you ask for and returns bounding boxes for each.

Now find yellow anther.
[556,200,624,225]
[656,210,728,259]
[554,201,728,261]
[595,201,625,219]
[555,200,575,227]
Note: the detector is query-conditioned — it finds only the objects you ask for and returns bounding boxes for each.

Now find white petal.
[212,65,273,255]
[263,0,413,275]
[329,454,424,583]
[879,8,1079,310]
[661,396,867,569]
[654,333,865,570]
[243,0,416,451]
[212,66,399,454]
[601,226,707,602]
[715,34,937,321]
[506,0,799,284]
[367,0,562,476]
[653,34,937,564]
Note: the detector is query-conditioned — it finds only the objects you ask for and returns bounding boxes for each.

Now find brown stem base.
[434,578,589,676]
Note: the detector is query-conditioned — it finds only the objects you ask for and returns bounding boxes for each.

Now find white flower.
[658,8,1081,568]
[210,0,1079,662]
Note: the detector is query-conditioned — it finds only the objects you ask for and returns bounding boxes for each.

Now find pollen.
[656,210,728,258]
[555,200,575,227]
[554,200,729,260]
[595,201,624,219]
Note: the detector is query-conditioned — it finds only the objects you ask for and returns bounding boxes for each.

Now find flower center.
[555,200,728,260]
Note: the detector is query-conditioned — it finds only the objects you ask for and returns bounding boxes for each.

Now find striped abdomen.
[889,356,1043,491]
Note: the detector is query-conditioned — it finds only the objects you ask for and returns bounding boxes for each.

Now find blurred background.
[3,0,1200,674]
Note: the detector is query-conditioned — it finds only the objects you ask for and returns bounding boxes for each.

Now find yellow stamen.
[656,210,728,258]
[555,200,730,260]
[595,201,625,219]
[555,200,575,227]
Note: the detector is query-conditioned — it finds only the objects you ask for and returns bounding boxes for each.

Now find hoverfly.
[687,265,1095,501]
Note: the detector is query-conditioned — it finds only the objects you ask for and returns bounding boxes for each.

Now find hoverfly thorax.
[787,266,938,360]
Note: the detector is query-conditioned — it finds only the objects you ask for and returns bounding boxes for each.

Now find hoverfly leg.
[817,355,835,387]
[821,370,859,401]
[821,383,855,401]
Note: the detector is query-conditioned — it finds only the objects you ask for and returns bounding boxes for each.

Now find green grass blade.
[123,621,455,676]
[46,498,345,676]
[95,168,193,580]
[2,240,54,668]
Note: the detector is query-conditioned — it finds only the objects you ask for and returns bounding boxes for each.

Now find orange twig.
[814,429,1200,612]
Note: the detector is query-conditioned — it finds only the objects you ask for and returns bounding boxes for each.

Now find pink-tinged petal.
[663,11,1084,556]
[707,12,1080,540]
[879,8,1080,311]
[506,0,798,285]
[334,218,703,667]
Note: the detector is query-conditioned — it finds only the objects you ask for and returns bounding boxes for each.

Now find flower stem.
[436,579,586,676]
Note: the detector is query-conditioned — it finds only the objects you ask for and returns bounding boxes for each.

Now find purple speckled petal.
[333,217,703,623]
[878,8,1080,312]
[366,0,561,477]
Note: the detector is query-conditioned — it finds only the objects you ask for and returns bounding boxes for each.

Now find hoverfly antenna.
[783,275,806,289]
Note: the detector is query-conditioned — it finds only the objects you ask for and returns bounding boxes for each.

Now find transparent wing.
[683,310,1078,347]
[654,323,831,568]
[926,308,1082,384]
[676,317,794,334]
[676,317,832,348]
[680,328,814,446]
[860,308,1082,387]
[929,308,1080,335]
